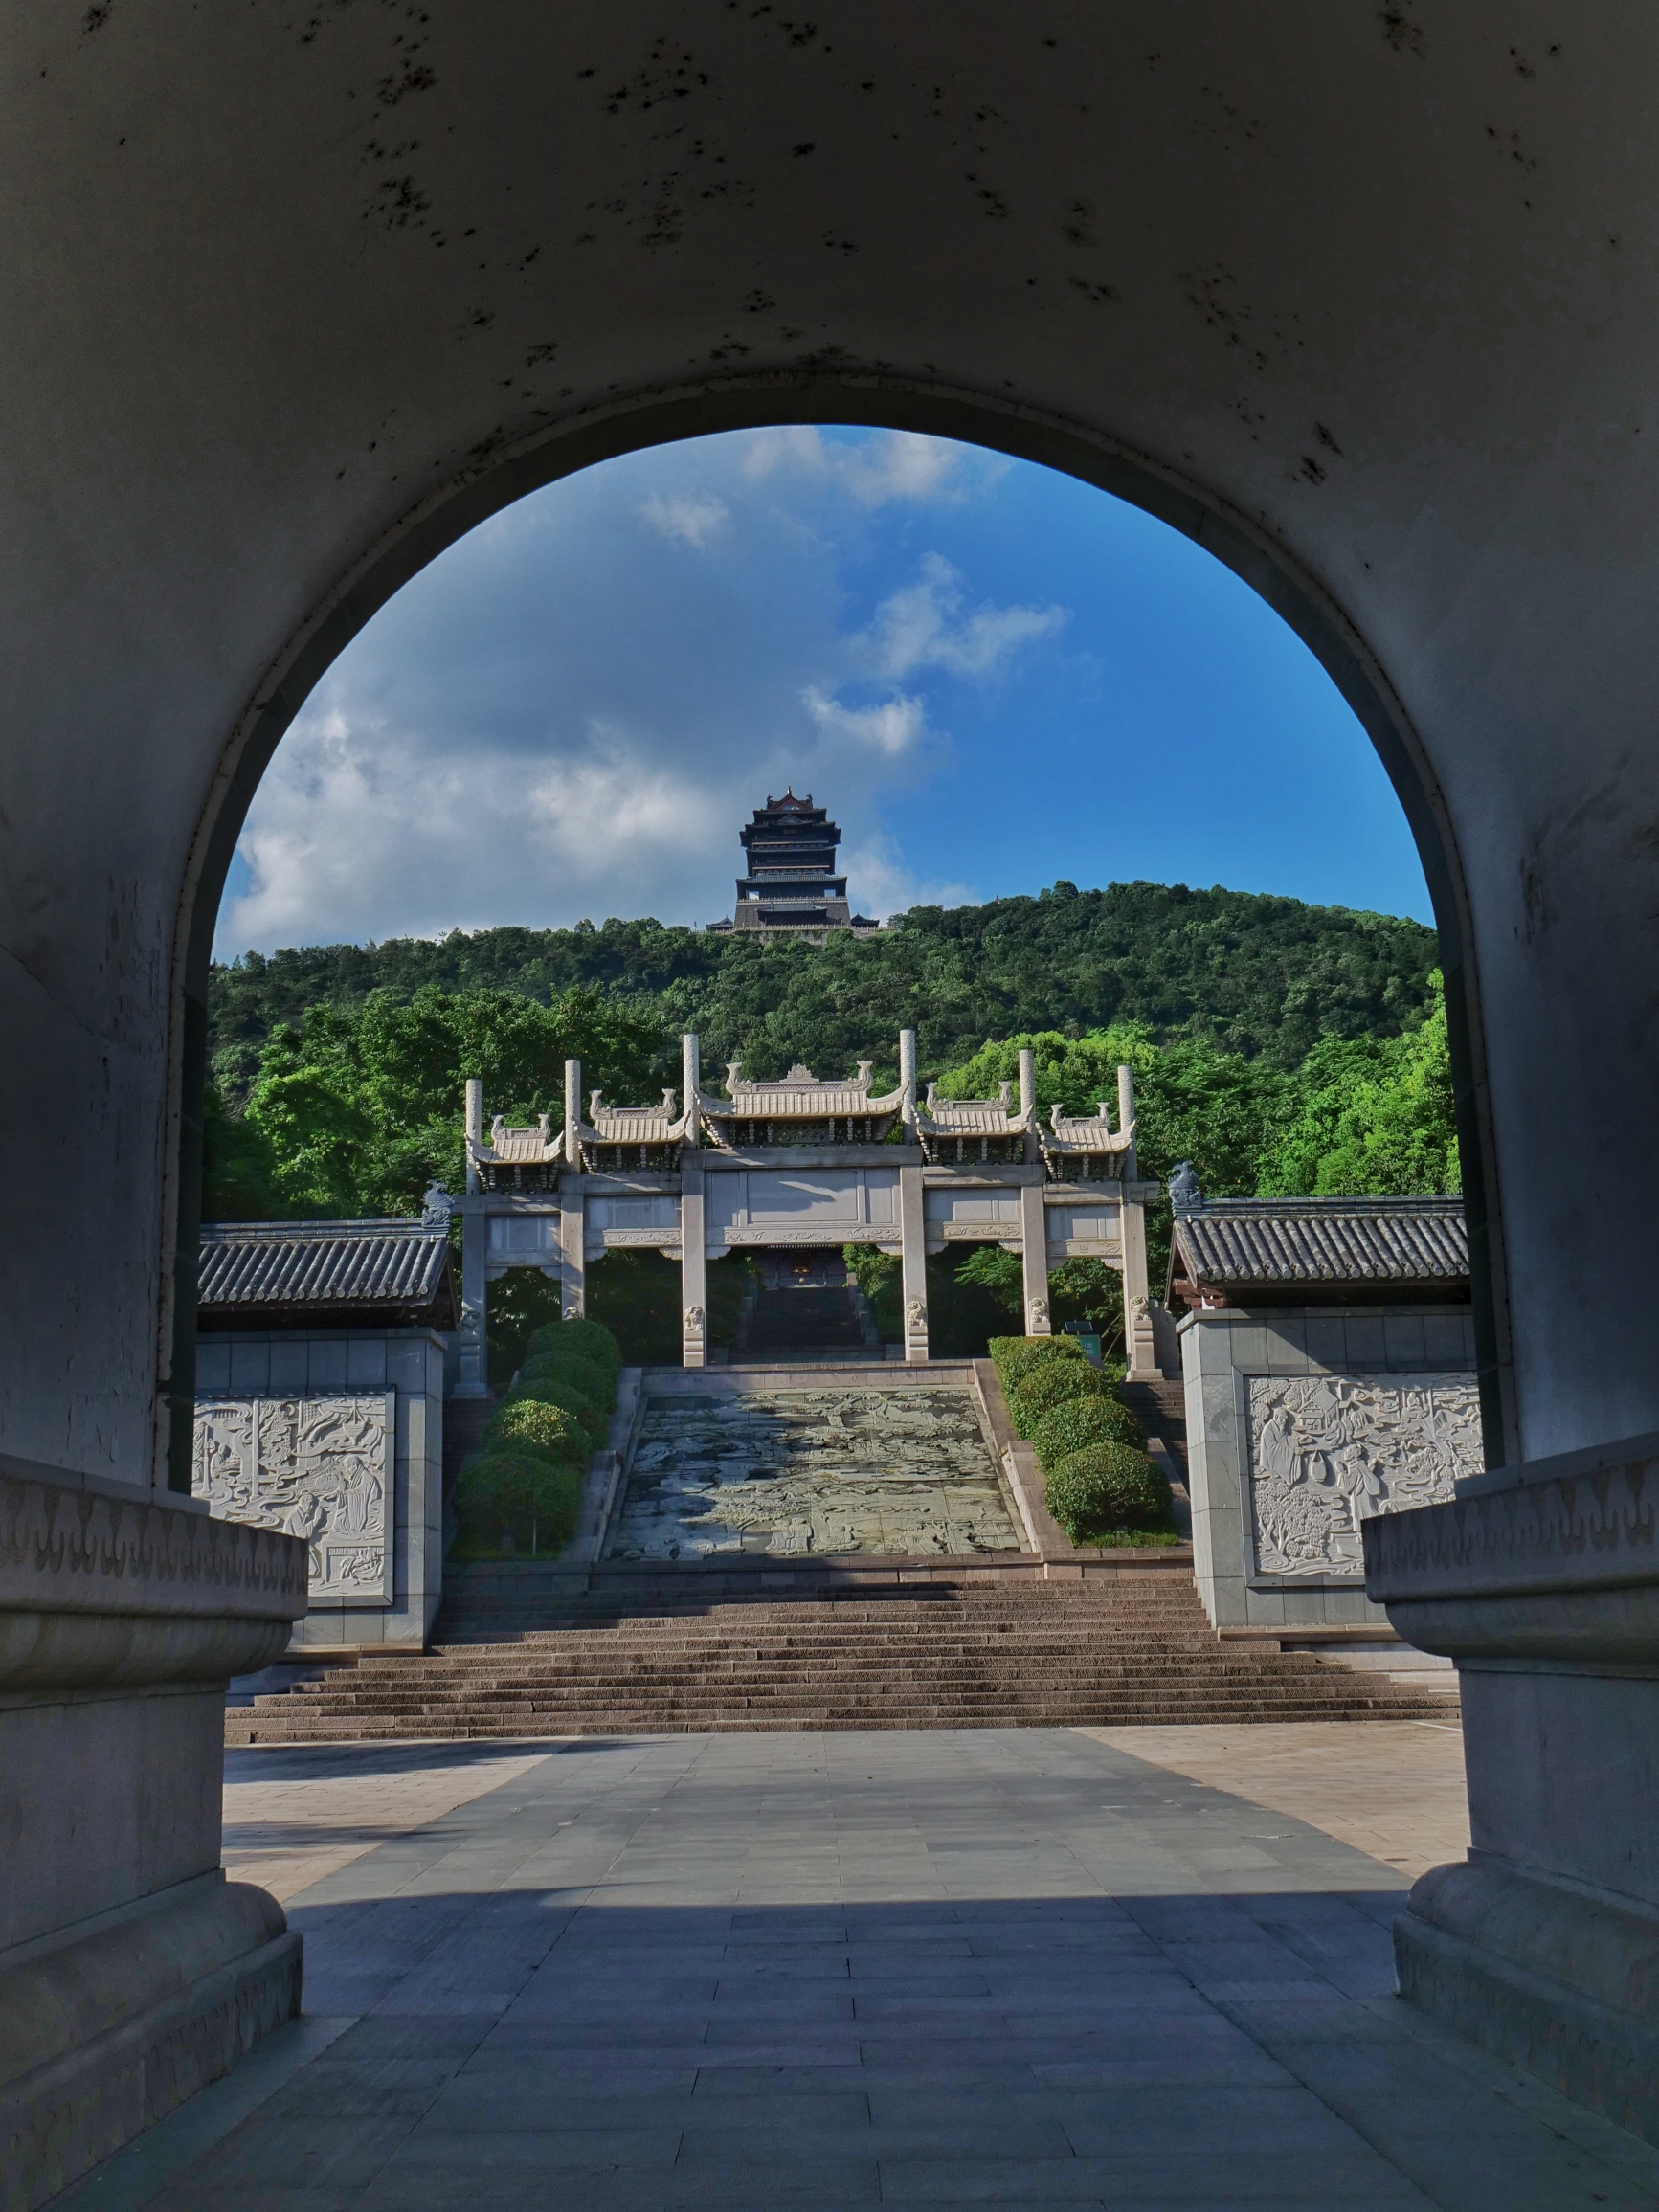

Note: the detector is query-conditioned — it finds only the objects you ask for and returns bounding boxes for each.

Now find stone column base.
[0,1876,302,2211]
[1397,1859,1659,2144]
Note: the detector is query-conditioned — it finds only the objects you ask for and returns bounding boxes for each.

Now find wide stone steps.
[227,1576,1454,1742]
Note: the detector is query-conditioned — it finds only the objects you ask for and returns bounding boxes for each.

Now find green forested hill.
[210,880,1438,1104]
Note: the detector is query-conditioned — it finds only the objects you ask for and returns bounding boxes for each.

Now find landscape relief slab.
[193,1392,395,1603]
[1245,1371,1482,1578]
[607,1386,1023,1559]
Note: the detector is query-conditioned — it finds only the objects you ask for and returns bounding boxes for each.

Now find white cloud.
[840,832,977,920]
[213,429,1037,956]
[639,493,729,547]
[801,686,929,757]
[861,552,1067,681]
[740,426,976,506]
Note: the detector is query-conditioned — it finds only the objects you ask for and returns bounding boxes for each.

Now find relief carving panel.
[193,1393,394,1604]
[1245,1372,1482,1578]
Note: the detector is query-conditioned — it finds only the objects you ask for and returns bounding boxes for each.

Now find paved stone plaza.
[58,1726,1659,2211]
[608,1387,1021,1560]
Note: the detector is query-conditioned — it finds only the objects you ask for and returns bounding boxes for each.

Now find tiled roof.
[1173,1196,1468,1285]
[198,1219,454,1315]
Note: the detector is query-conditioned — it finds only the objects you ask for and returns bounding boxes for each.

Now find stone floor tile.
[165,2111,420,2195]
[60,1726,1659,2212]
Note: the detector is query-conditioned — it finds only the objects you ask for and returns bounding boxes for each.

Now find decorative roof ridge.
[1182,1194,1464,1216]
[200,1217,445,1240]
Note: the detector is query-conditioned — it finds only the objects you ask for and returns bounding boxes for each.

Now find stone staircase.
[225,1570,1458,1743]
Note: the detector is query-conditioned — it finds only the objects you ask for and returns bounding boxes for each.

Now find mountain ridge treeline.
[210,879,1439,1106]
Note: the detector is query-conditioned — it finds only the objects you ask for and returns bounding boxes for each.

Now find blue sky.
[216,426,1432,956]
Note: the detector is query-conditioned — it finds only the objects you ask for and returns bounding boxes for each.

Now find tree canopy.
[203,887,1458,1227]
[209,879,1440,1106]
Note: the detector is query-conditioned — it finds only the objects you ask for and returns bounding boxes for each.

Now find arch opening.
[168,378,1506,1490]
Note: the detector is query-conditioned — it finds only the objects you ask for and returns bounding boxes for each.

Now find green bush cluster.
[988,1334,1083,1394]
[527,1316,622,1375]
[453,1452,582,1556]
[1029,1395,1146,1472]
[485,1396,588,1466]
[990,1333,1174,1550]
[454,1314,623,1559]
[1044,1441,1172,1544]
[1006,1359,1107,1431]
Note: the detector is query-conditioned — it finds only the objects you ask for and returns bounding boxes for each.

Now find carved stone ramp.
[225,1568,1456,1743]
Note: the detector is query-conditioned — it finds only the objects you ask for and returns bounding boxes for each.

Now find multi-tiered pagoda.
[707,790,880,937]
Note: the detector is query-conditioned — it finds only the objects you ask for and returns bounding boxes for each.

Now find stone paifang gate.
[452,1030,1167,1388]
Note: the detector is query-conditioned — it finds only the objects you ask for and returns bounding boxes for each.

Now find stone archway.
[8,8,1659,2192]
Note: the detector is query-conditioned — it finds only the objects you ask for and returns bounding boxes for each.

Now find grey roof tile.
[1173,1195,1467,1285]
[198,1218,453,1310]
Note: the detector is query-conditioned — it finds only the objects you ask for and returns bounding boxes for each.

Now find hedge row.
[453,1313,622,1558]
[988,1334,1175,1548]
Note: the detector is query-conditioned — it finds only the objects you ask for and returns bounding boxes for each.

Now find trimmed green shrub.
[527,1316,621,1374]
[1045,1442,1172,1542]
[485,1396,588,1467]
[520,1348,612,1408]
[1030,1395,1146,1472]
[1006,1359,1106,1434]
[989,1334,1084,1394]
[453,1451,582,1555]
[510,1374,608,1447]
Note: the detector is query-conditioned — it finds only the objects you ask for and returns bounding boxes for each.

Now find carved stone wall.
[1246,1374,1481,1577]
[1178,1304,1480,1629]
[193,1392,394,1605]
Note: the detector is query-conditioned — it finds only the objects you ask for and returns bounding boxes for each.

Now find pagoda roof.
[701,1060,904,1123]
[582,1088,693,1147]
[1042,1102,1136,1157]
[471,1114,560,1169]
[913,1081,1032,1138]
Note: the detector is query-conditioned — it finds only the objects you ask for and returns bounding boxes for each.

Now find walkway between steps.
[60,1729,1659,2211]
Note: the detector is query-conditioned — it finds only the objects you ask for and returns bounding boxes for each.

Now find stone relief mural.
[193,1394,393,1601]
[1245,1372,1482,1577]
[609,1386,1021,1561]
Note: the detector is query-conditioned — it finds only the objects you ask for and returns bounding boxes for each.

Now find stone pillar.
[1116,1062,1159,1378]
[1117,1063,1138,1175]
[1368,1445,1659,2147]
[564,1057,581,1167]
[899,1162,929,1362]
[1020,1179,1051,1336]
[899,1026,918,1129]
[682,1031,702,1136]
[1120,1192,1157,1380]
[454,1195,490,1397]
[0,1472,308,2210]
[464,1077,483,1195]
[680,1150,706,1369]
[559,1189,586,1320]
[1018,1045,1038,1163]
